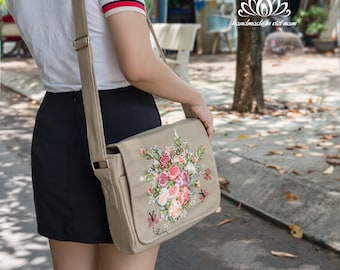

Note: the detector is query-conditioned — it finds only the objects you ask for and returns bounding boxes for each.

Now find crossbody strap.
[73,0,108,168]
[72,0,195,168]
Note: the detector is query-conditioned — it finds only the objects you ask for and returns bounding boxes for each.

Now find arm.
[106,12,214,140]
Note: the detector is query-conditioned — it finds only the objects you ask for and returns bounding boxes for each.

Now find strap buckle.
[92,159,110,170]
[73,35,89,51]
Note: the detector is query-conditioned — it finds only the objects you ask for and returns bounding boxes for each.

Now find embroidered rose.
[158,172,169,187]
[160,154,171,169]
[178,189,190,206]
[168,200,182,219]
[157,189,169,206]
[176,171,189,186]
[168,164,180,180]
[168,184,180,198]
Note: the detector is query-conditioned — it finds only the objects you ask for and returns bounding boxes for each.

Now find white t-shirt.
[7,0,146,92]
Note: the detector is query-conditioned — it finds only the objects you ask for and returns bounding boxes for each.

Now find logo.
[238,0,291,18]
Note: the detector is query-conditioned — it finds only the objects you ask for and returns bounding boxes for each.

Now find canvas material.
[94,119,221,254]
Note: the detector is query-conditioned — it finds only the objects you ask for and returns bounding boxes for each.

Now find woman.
[7,0,214,269]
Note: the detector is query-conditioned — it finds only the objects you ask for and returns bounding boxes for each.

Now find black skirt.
[31,86,161,243]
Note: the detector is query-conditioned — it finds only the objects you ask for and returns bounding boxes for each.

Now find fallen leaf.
[215,111,228,117]
[320,133,337,140]
[271,111,286,117]
[215,206,222,214]
[219,177,230,192]
[292,170,303,175]
[238,134,249,140]
[267,130,279,134]
[327,159,340,166]
[327,154,340,159]
[160,105,172,113]
[244,143,258,148]
[265,151,284,156]
[271,250,297,258]
[307,168,316,174]
[284,191,298,201]
[216,218,233,226]
[308,107,317,113]
[288,109,303,114]
[307,98,313,105]
[267,164,285,174]
[323,166,334,174]
[294,144,309,149]
[289,224,303,239]
[294,152,304,158]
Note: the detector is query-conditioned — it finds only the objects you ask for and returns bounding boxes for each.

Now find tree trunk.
[232,0,264,113]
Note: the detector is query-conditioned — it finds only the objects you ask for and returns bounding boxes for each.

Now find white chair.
[207,15,234,54]
[207,0,236,54]
[151,23,201,82]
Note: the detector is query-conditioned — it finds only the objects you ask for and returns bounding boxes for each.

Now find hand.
[189,102,214,142]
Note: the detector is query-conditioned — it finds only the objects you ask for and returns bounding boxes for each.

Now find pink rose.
[157,190,169,206]
[160,154,171,169]
[158,172,169,187]
[182,185,190,195]
[168,201,182,219]
[168,164,180,180]
[139,148,146,155]
[176,171,189,186]
[178,191,190,206]
[168,184,179,198]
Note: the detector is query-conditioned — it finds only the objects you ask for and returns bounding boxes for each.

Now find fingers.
[192,106,214,142]
[187,97,214,142]
[206,124,214,142]
[202,116,214,142]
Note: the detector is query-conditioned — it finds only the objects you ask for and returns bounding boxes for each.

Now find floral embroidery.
[204,168,212,180]
[147,211,159,227]
[199,189,208,203]
[140,130,208,230]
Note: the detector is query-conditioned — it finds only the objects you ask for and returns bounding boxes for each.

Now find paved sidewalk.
[1,52,340,254]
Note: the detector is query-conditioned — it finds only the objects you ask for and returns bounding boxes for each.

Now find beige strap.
[72,0,108,168]
[72,0,195,167]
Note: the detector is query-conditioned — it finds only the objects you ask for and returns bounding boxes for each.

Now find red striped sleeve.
[102,0,145,16]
